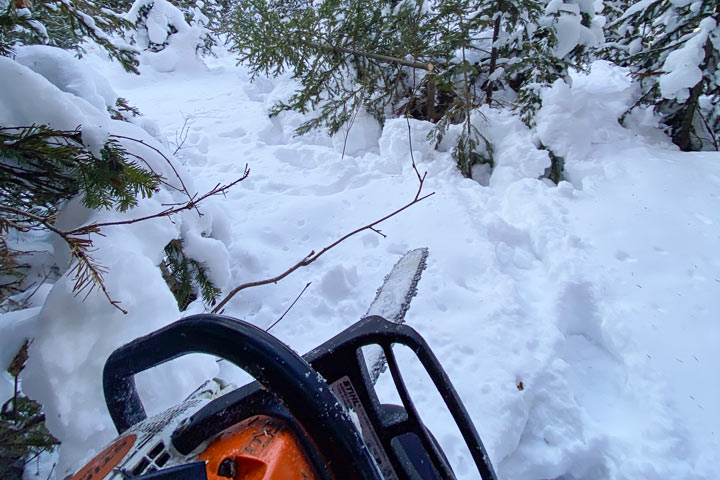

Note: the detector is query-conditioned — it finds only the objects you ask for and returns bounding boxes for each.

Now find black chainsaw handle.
[103,314,381,480]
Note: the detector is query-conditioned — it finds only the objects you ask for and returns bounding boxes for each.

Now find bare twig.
[171,113,192,155]
[341,92,364,160]
[110,134,196,208]
[460,16,473,178]
[266,281,312,332]
[403,75,430,198]
[212,167,433,314]
[66,167,249,236]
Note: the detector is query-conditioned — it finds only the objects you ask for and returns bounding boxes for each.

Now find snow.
[547,1,603,59]
[659,17,716,102]
[125,0,208,72]
[2,40,719,480]
[15,45,118,112]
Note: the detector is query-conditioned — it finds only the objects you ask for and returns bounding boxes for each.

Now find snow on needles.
[2,43,719,480]
[659,17,717,102]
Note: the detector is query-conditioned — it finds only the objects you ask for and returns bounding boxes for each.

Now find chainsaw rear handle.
[102,314,381,480]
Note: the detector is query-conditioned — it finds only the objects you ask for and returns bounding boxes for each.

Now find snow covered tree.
[226,0,602,179]
[427,0,600,174]
[459,0,602,122]
[1,0,159,307]
[226,0,439,135]
[0,0,139,72]
[605,0,719,150]
[126,0,223,57]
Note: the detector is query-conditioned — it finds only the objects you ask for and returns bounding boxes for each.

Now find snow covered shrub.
[126,0,221,65]
[161,238,221,310]
[605,0,719,151]
[178,0,224,56]
[127,0,189,51]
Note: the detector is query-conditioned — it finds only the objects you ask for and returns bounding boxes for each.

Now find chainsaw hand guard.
[102,314,381,479]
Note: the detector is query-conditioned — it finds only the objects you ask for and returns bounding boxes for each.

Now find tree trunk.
[672,36,713,151]
[485,0,504,105]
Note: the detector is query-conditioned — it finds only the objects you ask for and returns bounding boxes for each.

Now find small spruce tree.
[605,0,719,150]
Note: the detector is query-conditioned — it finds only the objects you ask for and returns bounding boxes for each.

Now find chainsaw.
[68,249,497,480]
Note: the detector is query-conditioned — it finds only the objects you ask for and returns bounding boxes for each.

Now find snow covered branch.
[0,168,250,314]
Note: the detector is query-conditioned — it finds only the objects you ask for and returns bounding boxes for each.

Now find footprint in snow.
[219,126,247,138]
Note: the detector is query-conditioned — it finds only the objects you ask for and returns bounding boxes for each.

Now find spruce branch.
[0,168,249,314]
[0,205,126,314]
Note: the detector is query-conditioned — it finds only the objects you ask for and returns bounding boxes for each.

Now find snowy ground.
[5,45,719,480]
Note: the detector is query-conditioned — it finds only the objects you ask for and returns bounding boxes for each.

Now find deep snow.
[2,42,718,480]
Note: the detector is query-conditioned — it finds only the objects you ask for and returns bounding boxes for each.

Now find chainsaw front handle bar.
[103,314,381,479]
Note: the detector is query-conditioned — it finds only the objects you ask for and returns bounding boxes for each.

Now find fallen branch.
[212,165,433,313]
[305,40,434,72]
[66,166,250,236]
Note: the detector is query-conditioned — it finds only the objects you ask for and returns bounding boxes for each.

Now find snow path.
[24,51,718,479]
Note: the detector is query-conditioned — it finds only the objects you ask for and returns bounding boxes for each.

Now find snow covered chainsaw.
[69,249,497,480]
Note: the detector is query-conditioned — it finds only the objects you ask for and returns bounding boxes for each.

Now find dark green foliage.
[453,123,494,179]
[227,0,599,179]
[161,239,221,310]
[0,0,139,73]
[226,0,436,135]
[0,342,59,480]
[1,125,160,311]
[605,0,719,151]
[0,125,159,214]
[542,146,565,184]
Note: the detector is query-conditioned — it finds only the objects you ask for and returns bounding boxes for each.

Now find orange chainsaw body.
[198,415,317,480]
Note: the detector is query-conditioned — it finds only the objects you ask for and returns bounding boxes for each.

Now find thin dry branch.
[171,113,192,155]
[110,134,196,205]
[265,281,312,332]
[66,167,249,236]
[212,167,434,314]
